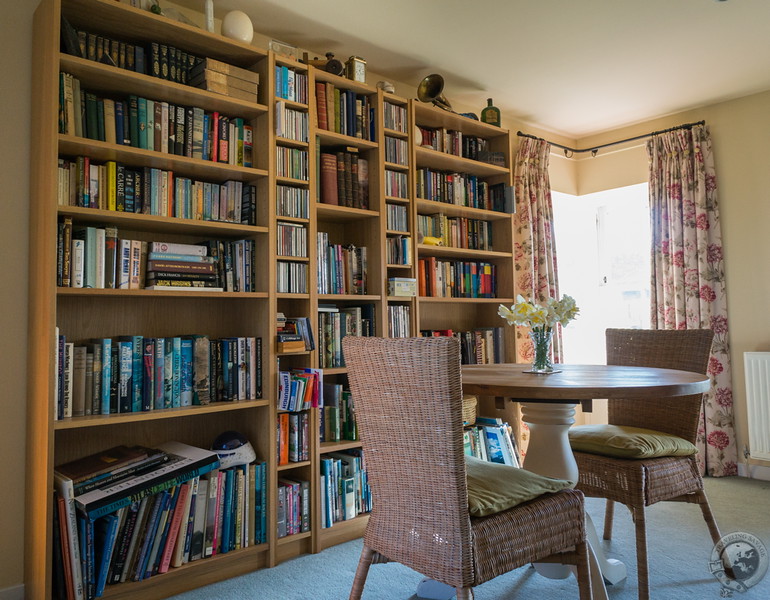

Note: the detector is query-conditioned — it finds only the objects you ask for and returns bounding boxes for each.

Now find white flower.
[499,294,579,330]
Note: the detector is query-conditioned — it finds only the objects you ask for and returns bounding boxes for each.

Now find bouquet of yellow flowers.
[498,295,579,373]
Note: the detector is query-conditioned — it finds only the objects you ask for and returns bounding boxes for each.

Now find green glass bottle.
[481,98,501,127]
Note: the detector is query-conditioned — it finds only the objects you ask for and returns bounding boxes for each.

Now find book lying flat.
[74,442,219,519]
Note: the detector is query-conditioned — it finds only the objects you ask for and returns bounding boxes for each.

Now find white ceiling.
[187,0,770,139]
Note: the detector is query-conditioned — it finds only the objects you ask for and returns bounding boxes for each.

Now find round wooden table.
[459,363,711,600]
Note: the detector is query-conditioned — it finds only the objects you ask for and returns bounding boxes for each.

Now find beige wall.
[572,91,770,467]
[0,0,34,593]
[2,0,768,593]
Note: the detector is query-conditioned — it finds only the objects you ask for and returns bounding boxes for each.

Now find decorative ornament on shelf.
[481,98,501,127]
[203,0,214,33]
[345,55,367,83]
[221,10,253,43]
[377,80,395,94]
[498,294,579,374]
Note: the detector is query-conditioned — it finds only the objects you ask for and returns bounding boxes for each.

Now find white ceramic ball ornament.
[221,10,254,43]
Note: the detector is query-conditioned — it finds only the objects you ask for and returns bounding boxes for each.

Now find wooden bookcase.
[410,102,515,355]
[26,1,514,598]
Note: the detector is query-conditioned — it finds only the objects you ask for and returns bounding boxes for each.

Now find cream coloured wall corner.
[573,90,770,471]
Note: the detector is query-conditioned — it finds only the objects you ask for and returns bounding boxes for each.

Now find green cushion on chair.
[568,424,697,459]
[465,455,574,517]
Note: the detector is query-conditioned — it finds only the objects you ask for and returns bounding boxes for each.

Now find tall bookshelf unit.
[26,1,513,598]
[411,103,514,356]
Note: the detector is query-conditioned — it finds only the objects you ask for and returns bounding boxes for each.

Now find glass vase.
[529,329,555,374]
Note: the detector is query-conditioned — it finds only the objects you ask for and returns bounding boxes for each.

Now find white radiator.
[744,352,770,460]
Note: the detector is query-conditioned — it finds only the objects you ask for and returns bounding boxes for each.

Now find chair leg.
[455,588,475,600]
[632,507,650,600]
[349,545,376,600]
[603,499,615,540]
[575,540,593,600]
[697,490,722,545]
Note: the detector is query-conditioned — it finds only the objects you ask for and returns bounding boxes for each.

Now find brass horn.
[417,73,453,112]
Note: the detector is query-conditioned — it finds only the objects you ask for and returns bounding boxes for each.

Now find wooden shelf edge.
[54,399,270,430]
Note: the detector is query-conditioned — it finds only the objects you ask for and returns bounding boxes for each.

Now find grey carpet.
[168,476,770,599]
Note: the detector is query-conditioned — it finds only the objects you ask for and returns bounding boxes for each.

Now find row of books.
[275,100,309,142]
[56,226,256,292]
[59,73,253,166]
[317,304,376,369]
[276,146,309,180]
[417,257,497,298]
[316,233,368,295]
[384,135,409,166]
[416,127,490,162]
[276,184,310,219]
[274,65,309,104]
[320,450,371,528]
[52,442,224,600]
[55,445,268,599]
[386,235,412,266]
[416,168,503,211]
[57,157,256,224]
[320,383,358,443]
[386,202,409,232]
[315,83,376,141]
[277,411,311,464]
[55,331,263,419]
[383,100,408,134]
[416,213,494,251]
[464,416,521,467]
[384,168,409,199]
[388,304,412,338]
[61,18,201,86]
[277,369,322,412]
[420,327,505,365]
[276,221,308,258]
[277,478,311,538]
[276,260,308,294]
[319,149,370,209]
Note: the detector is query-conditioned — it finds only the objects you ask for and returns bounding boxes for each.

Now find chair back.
[342,336,473,586]
[605,328,714,443]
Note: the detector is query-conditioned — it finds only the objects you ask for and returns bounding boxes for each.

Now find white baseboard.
[0,584,24,600]
[738,462,770,481]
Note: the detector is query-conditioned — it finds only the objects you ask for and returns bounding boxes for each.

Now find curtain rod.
[517,120,706,158]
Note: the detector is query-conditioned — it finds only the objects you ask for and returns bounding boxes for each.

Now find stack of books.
[188,58,259,103]
[145,242,222,291]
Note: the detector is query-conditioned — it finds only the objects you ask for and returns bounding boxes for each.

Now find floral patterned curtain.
[647,124,737,477]
[513,137,563,362]
[511,137,562,455]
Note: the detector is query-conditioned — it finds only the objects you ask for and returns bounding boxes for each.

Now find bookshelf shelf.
[56,287,269,298]
[62,0,268,66]
[320,440,362,453]
[277,531,312,545]
[58,206,269,235]
[317,294,381,301]
[385,195,410,204]
[59,135,268,182]
[415,198,513,221]
[53,399,270,430]
[383,127,409,139]
[315,130,379,150]
[275,136,309,149]
[415,145,510,176]
[59,54,268,118]
[277,460,312,471]
[313,70,374,94]
[315,204,378,222]
[417,244,513,260]
[419,296,514,304]
[384,161,409,172]
[276,175,310,186]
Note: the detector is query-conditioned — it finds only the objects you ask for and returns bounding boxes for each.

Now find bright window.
[552,183,651,365]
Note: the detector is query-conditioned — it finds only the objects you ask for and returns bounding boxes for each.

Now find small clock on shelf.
[346,56,367,83]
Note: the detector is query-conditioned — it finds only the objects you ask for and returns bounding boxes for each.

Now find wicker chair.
[571,328,721,600]
[343,336,592,600]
